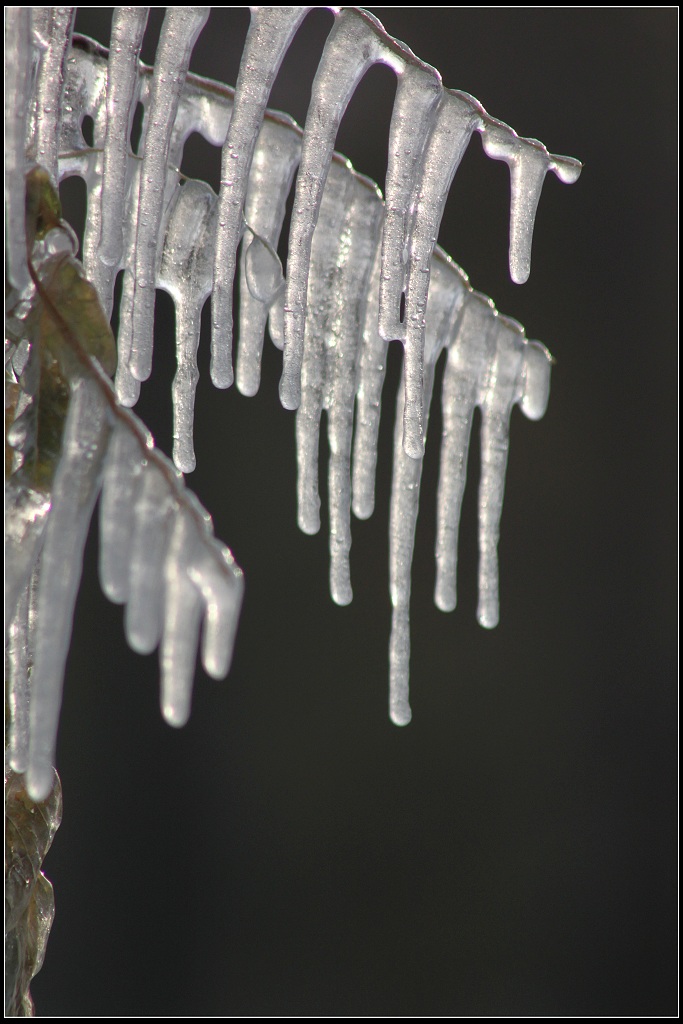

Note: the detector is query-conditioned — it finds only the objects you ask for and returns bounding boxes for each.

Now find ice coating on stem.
[126,7,209,383]
[29,7,75,185]
[28,377,111,802]
[7,585,31,775]
[212,6,312,389]
[5,7,32,291]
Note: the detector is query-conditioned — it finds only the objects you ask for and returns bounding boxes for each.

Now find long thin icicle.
[158,179,217,473]
[295,160,355,538]
[387,253,465,725]
[351,248,386,521]
[434,290,497,613]
[325,173,383,605]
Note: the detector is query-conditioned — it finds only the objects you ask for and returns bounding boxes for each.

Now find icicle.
[97,7,149,270]
[5,482,52,632]
[5,7,32,292]
[434,289,496,613]
[188,538,244,682]
[27,377,111,802]
[477,315,526,629]
[127,7,209,384]
[351,249,386,521]
[158,180,217,473]
[30,7,75,185]
[377,60,442,343]
[388,368,436,726]
[295,160,355,537]
[212,7,312,390]
[281,7,441,412]
[237,115,302,397]
[398,90,483,458]
[98,420,148,603]
[160,510,203,727]
[520,340,552,422]
[124,461,174,656]
[114,244,142,407]
[7,585,31,774]
[387,249,464,725]
[325,173,383,605]
[479,120,579,284]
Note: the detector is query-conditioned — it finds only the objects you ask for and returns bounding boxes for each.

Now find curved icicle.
[281,7,442,414]
[377,61,442,343]
[27,378,111,802]
[212,6,312,389]
[399,91,483,459]
[480,118,582,284]
[126,7,209,384]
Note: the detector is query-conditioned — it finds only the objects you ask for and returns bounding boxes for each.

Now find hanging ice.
[5,6,580,767]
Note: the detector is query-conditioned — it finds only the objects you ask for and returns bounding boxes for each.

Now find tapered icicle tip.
[162,701,191,729]
[27,763,56,804]
[390,702,412,727]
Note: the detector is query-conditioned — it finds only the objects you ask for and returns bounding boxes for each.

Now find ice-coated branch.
[8,7,578,735]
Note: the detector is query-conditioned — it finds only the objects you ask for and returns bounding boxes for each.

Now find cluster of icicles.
[5,7,580,795]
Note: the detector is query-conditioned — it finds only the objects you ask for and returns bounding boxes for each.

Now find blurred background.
[31,8,676,1016]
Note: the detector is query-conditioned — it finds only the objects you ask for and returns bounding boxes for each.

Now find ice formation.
[5,8,580,798]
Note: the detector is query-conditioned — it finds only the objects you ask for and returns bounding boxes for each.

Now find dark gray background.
[32,8,676,1016]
